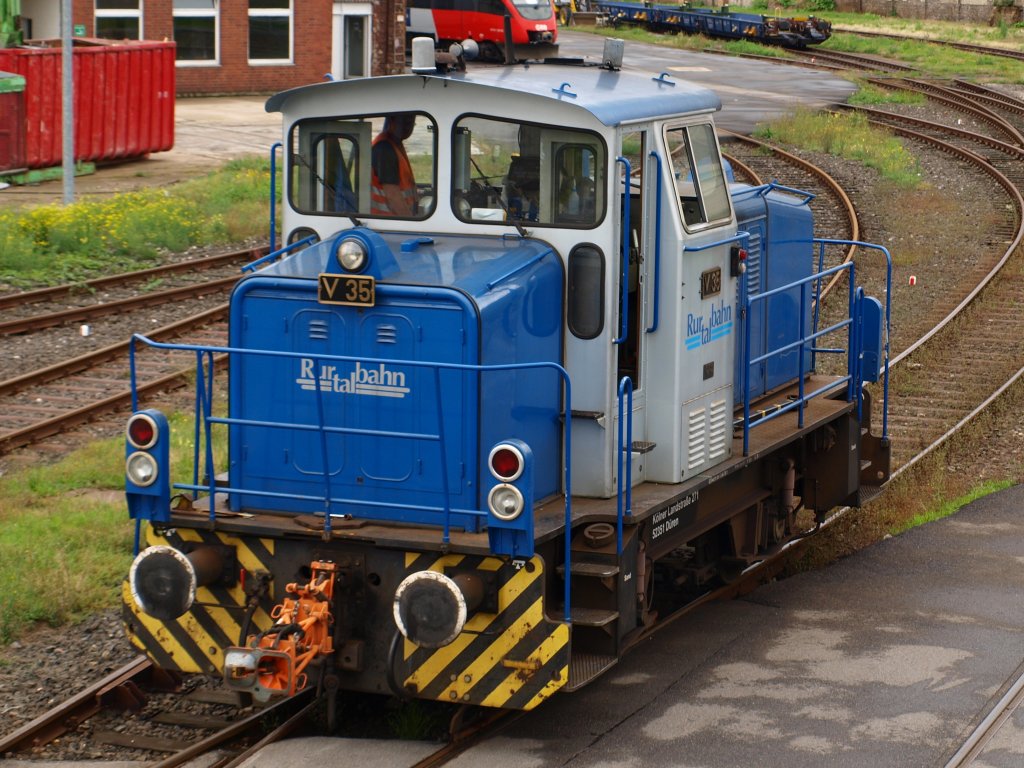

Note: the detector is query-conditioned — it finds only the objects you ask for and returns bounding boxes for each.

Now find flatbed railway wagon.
[123,42,891,714]
[595,1,832,48]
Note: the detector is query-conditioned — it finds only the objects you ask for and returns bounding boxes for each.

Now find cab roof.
[265,64,721,128]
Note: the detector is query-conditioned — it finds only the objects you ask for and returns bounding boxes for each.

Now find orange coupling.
[223,561,337,702]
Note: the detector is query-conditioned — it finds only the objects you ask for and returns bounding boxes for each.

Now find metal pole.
[61,0,74,204]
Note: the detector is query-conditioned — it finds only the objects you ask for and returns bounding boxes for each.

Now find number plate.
[318,273,375,307]
[700,267,722,299]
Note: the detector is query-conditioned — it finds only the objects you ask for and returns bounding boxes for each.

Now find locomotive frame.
[122,41,891,714]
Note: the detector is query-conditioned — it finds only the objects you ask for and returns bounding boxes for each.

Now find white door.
[332,3,372,80]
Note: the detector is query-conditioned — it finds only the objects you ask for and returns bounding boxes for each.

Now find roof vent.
[602,38,624,70]
[411,37,437,74]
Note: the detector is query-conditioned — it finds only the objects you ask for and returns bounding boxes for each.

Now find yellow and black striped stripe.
[121,526,275,675]
[399,552,570,710]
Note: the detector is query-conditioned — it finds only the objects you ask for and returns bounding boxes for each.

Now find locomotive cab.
[123,49,890,712]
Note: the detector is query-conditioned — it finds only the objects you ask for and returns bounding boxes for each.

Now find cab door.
[664,121,737,482]
[614,128,656,487]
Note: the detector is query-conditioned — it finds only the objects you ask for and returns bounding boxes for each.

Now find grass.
[845,79,926,107]
[0,155,277,290]
[753,108,923,187]
[0,406,227,645]
[889,480,1013,535]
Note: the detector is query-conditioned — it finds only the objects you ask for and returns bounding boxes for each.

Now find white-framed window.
[95,0,142,40]
[248,0,292,64]
[173,0,219,65]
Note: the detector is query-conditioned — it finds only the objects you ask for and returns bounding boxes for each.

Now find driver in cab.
[371,114,418,216]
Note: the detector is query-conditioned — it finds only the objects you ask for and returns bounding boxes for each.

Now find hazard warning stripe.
[401,553,570,708]
[485,624,570,710]
[403,557,539,695]
[124,525,277,674]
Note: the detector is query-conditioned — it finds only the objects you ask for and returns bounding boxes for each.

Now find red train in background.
[406,0,559,60]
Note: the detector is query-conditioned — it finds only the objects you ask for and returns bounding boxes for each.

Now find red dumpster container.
[0,71,27,173]
[0,38,175,170]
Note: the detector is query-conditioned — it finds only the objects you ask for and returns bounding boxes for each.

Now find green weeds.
[889,480,1013,535]
[754,109,922,187]
[0,408,226,645]
[0,155,277,289]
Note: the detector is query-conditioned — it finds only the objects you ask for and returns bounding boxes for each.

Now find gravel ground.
[4,85,1024,761]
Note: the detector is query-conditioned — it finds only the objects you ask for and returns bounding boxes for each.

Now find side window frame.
[663,121,733,232]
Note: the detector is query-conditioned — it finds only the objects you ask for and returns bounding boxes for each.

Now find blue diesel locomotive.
[122,41,890,713]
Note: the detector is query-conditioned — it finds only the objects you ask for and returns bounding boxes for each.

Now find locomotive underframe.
[122,372,875,705]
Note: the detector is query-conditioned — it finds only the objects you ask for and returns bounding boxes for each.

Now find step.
[557,561,620,579]
[565,652,619,692]
[564,606,619,627]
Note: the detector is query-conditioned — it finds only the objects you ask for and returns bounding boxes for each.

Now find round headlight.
[487,483,524,521]
[337,238,368,272]
[126,451,159,487]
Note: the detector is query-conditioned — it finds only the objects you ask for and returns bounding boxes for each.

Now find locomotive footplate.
[535,374,862,540]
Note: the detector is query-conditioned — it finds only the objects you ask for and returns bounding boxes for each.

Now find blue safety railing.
[128,335,578,624]
[738,238,892,455]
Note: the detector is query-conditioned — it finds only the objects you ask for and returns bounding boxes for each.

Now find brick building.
[18,0,406,95]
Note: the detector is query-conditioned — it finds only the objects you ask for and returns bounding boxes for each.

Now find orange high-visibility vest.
[371,133,416,215]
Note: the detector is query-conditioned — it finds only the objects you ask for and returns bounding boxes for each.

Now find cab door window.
[665,123,731,229]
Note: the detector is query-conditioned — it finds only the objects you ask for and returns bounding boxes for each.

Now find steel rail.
[0,656,155,754]
[721,152,763,186]
[944,661,1024,767]
[0,246,263,312]
[0,274,238,337]
[830,27,1024,63]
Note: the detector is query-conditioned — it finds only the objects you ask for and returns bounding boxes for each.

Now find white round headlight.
[337,238,368,272]
[126,451,159,487]
[487,483,524,521]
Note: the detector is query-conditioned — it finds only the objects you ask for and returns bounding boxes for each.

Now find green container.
[0,71,24,93]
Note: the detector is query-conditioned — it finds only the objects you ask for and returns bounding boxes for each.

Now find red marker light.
[489,444,524,482]
[127,413,158,450]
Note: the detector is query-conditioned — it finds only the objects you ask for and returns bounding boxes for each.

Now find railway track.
[0,246,271,456]
[832,26,1024,64]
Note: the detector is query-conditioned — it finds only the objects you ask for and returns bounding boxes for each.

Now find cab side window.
[665,123,731,229]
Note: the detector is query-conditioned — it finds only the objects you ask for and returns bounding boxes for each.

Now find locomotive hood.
[255,227,560,305]
[228,227,564,531]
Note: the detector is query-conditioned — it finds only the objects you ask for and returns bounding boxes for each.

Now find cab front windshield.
[453,115,605,228]
[290,111,436,220]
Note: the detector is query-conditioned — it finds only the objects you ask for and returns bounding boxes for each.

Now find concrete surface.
[447,486,1024,767]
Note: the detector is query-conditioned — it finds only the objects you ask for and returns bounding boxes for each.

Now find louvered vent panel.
[687,406,706,470]
[376,324,398,344]
[745,231,763,294]
[707,398,729,460]
[308,318,329,341]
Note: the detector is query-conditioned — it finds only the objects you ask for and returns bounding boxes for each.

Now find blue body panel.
[732,187,814,400]
[228,232,563,531]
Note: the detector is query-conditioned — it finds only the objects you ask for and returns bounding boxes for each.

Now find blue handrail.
[646,151,662,334]
[616,376,633,556]
[738,237,892,455]
[614,156,631,345]
[128,334,577,624]
[269,141,282,252]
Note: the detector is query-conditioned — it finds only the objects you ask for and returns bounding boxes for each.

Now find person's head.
[385,113,416,142]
